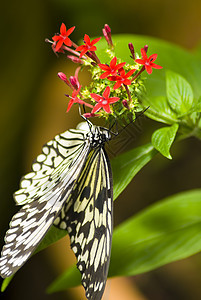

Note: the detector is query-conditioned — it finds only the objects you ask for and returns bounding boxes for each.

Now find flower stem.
[131,66,145,82]
[62,46,82,57]
[124,85,132,102]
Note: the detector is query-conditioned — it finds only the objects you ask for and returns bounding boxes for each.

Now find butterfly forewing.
[0,128,91,278]
[14,129,88,206]
[55,146,113,300]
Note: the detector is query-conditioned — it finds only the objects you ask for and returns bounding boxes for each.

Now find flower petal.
[150,63,163,69]
[141,48,148,60]
[110,57,117,69]
[113,81,122,89]
[108,97,120,104]
[60,23,67,36]
[125,69,135,78]
[103,86,110,98]
[145,65,153,74]
[89,46,97,52]
[55,39,64,52]
[100,72,111,79]
[149,53,157,62]
[75,45,85,51]
[80,49,88,58]
[91,103,102,113]
[115,62,126,70]
[66,26,75,36]
[66,99,73,112]
[98,64,110,71]
[103,103,111,113]
[84,34,91,45]
[52,35,61,42]
[91,37,101,46]
[90,93,102,101]
[122,79,131,85]
[135,59,145,65]
[64,37,72,47]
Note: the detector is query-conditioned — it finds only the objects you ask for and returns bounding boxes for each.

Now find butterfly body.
[0,123,113,300]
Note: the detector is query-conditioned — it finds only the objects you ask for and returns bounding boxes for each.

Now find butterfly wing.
[0,128,90,278]
[55,147,113,300]
[14,128,88,205]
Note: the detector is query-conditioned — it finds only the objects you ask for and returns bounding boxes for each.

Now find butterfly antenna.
[117,106,150,136]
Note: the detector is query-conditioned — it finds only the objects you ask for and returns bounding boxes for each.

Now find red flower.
[135,48,163,74]
[66,86,93,112]
[108,68,135,89]
[52,23,75,52]
[91,86,119,113]
[75,34,101,58]
[98,57,126,79]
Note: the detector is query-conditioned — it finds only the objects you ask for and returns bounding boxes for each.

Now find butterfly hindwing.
[55,146,113,300]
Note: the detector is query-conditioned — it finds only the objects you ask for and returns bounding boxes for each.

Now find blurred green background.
[1,0,201,299]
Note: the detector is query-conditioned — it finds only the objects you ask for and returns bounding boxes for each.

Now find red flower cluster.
[99,57,136,90]
[49,23,163,116]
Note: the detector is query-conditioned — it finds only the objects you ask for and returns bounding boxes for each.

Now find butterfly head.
[87,126,111,149]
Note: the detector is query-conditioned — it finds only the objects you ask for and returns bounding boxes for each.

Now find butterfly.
[0,121,113,300]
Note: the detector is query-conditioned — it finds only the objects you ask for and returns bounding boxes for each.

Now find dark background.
[1,0,201,299]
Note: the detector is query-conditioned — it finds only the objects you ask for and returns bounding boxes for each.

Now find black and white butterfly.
[0,122,113,300]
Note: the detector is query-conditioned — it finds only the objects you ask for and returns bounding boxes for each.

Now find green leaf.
[183,96,201,117]
[112,143,157,200]
[48,189,201,292]
[151,123,179,159]
[166,70,194,115]
[142,96,178,125]
[1,275,14,292]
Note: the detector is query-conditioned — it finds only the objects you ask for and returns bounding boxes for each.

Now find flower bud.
[70,76,79,89]
[67,55,83,64]
[83,113,96,118]
[104,24,111,34]
[122,99,129,109]
[128,43,135,60]
[103,24,113,48]
[58,72,67,82]
[144,45,148,53]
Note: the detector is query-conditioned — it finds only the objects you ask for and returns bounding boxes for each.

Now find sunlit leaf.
[141,96,178,125]
[166,70,194,115]
[151,123,179,159]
